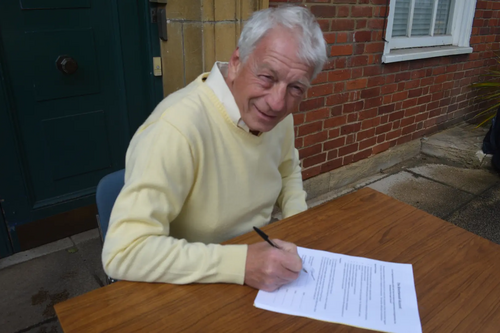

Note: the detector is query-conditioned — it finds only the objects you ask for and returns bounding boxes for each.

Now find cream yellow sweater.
[102,72,307,285]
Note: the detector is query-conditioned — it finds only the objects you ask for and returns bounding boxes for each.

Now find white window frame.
[382,0,477,63]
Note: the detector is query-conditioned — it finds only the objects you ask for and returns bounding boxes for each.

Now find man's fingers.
[272,239,298,254]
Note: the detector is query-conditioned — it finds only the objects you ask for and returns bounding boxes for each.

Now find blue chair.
[95,169,125,284]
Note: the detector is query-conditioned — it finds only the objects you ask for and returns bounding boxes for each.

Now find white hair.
[237,5,328,80]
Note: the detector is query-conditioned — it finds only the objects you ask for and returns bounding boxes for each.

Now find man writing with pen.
[101,5,327,292]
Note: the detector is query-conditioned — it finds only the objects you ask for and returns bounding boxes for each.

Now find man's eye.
[291,86,304,95]
[260,75,273,82]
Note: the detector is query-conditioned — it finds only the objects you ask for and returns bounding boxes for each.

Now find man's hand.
[244,239,302,292]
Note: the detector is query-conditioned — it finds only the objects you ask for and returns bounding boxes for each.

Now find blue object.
[96,169,125,242]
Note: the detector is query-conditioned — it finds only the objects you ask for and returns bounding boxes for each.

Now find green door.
[0,0,162,255]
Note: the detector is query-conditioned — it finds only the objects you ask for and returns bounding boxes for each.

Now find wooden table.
[55,188,500,332]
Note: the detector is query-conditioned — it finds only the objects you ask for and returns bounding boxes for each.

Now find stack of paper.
[254,247,422,333]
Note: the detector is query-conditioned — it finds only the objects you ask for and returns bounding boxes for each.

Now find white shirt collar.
[205,62,251,133]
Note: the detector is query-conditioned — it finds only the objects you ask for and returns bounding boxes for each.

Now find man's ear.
[227,48,241,81]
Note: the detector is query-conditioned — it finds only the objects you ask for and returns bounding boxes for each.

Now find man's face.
[226,27,314,133]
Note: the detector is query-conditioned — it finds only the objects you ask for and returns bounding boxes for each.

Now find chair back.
[96,169,125,242]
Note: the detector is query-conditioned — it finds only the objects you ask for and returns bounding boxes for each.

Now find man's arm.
[102,119,247,284]
[276,118,308,218]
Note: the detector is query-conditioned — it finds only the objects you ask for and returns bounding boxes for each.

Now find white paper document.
[254,247,422,333]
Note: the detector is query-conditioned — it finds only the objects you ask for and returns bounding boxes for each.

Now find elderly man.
[102,5,327,292]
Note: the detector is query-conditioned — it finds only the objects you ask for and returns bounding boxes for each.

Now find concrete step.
[421,123,492,169]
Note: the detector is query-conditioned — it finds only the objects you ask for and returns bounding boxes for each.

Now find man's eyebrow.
[259,63,311,88]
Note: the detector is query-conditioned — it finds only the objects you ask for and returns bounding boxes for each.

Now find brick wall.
[270,0,500,180]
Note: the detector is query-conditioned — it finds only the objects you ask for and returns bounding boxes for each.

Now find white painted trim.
[391,35,453,49]
[430,0,439,36]
[383,0,477,62]
[382,45,473,63]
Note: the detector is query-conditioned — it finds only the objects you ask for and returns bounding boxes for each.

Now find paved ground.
[1,123,499,333]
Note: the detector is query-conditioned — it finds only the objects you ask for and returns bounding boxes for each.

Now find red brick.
[349,55,369,67]
[354,43,365,55]
[336,32,348,43]
[361,116,381,130]
[378,104,395,114]
[368,19,384,29]
[326,93,349,106]
[376,123,392,135]
[341,123,361,135]
[365,97,383,108]
[367,76,385,87]
[343,101,364,113]
[417,95,431,105]
[351,67,363,79]
[346,78,367,90]
[307,83,333,98]
[420,77,434,86]
[353,149,372,162]
[365,42,384,53]
[339,143,359,156]
[298,121,323,136]
[400,116,415,129]
[395,72,411,82]
[331,19,355,31]
[324,137,346,150]
[359,108,378,120]
[327,149,338,160]
[317,19,330,32]
[299,144,322,159]
[337,6,349,17]
[320,158,343,173]
[404,80,420,90]
[331,45,353,56]
[330,105,343,116]
[348,113,358,122]
[408,88,423,98]
[328,128,340,138]
[352,6,372,17]
[293,113,305,125]
[361,87,381,99]
[305,108,329,122]
[302,166,321,180]
[434,74,448,84]
[311,72,328,85]
[310,5,336,18]
[392,91,408,102]
[356,19,367,29]
[300,97,324,111]
[334,82,345,92]
[386,129,401,141]
[303,153,327,168]
[364,66,383,76]
[402,98,418,108]
[389,111,404,122]
[372,142,391,154]
[381,83,398,95]
[325,115,347,128]
[354,31,371,42]
[402,124,417,135]
[359,137,377,150]
[328,69,351,81]
[303,130,328,147]
[357,128,376,141]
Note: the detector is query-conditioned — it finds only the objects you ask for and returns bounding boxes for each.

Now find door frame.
[0,0,163,253]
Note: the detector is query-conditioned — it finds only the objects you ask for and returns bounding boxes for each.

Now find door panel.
[0,0,128,212]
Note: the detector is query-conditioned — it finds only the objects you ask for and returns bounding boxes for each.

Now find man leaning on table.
[102,5,327,292]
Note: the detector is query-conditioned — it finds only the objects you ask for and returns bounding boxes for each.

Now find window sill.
[382,45,473,64]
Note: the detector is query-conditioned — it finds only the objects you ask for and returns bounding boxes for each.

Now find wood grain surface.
[54,188,500,332]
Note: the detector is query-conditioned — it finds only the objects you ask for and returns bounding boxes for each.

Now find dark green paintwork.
[0,0,163,255]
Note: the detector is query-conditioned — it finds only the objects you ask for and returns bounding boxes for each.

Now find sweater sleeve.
[276,117,308,218]
[101,119,247,285]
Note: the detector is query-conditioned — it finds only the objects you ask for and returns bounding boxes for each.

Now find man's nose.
[267,84,287,112]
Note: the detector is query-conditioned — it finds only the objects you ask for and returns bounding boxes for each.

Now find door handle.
[56,55,78,75]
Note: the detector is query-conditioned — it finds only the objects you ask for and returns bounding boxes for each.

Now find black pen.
[253,226,308,273]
